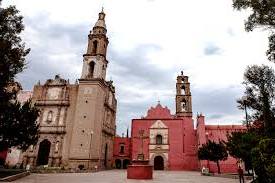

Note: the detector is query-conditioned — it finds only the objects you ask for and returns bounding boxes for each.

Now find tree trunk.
[216,161,221,174]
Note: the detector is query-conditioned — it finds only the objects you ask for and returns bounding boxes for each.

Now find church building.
[20,10,117,170]
[113,73,246,173]
[5,10,246,174]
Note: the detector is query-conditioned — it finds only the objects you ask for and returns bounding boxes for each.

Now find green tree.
[198,140,228,174]
[0,100,40,151]
[233,64,275,182]
[0,5,30,111]
[0,5,39,152]
[232,0,275,62]
[252,146,269,183]
[237,65,275,137]
[226,130,260,173]
[258,138,275,182]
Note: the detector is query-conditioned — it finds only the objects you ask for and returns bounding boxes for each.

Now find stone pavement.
[4,170,239,183]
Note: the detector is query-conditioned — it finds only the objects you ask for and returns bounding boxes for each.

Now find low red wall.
[127,165,153,179]
[208,162,238,173]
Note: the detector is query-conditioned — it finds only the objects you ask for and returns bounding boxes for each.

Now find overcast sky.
[2,0,274,136]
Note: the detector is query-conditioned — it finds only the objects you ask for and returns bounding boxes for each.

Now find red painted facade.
[113,104,246,173]
[113,137,131,169]
[131,104,198,171]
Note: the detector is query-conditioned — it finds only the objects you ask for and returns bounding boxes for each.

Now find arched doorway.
[36,139,51,165]
[154,156,164,170]
[88,61,95,78]
[123,159,130,169]
[92,40,98,55]
[115,159,121,169]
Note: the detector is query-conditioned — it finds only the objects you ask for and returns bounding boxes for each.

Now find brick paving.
[5,170,239,183]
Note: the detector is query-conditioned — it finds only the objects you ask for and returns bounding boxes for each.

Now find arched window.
[120,144,125,154]
[181,99,187,111]
[181,85,185,95]
[92,40,98,55]
[89,61,95,78]
[156,135,163,145]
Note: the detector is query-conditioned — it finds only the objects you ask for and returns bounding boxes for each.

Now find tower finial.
[101,7,104,13]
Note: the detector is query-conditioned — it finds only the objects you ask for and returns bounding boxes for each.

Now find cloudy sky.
[2,0,274,136]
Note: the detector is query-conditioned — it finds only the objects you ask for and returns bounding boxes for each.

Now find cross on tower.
[134,130,148,161]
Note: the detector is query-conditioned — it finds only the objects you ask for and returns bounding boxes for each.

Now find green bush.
[78,164,84,170]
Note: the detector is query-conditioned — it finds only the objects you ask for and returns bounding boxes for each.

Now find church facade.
[113,73,246,173]
[20,10,117,170]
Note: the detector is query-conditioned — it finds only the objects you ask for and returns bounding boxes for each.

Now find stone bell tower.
[69,9,116,170]
[175,71,192,117]
[81,9,109,79]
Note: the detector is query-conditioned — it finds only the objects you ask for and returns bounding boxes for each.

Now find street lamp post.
[88,131,93,170]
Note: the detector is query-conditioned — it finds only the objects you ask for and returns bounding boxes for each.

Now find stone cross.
[134,130,148,160]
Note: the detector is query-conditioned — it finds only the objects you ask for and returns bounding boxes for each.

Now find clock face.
[47,88,61,100]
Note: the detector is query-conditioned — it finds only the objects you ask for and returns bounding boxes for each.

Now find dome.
[93,10,106,29]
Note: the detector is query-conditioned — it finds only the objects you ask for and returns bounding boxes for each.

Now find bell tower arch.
[81,9,109,79]
[175,71,192,117]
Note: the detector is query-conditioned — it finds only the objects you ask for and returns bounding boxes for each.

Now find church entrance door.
[115,159,121,169]
[36,139,51,165]
[154,156,164,170]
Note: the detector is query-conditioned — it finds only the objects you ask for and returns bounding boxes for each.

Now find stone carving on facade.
[55,142,59,153]
[149,120,169,170]
[44,75,67,86]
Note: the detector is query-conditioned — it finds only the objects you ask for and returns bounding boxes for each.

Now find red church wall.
[197,115,247,173]
[145,105,173,119]
[113,137,131,157]
[182,118,198,170]
[113,137,131,169]
[205,125,246,173]
[167,119,185,170]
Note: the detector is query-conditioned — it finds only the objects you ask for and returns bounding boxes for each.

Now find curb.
[0,171,31,182]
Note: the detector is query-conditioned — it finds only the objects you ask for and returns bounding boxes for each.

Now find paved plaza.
[5,170,240,183]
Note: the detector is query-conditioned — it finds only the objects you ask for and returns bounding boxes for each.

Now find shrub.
[78,164,84,170]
